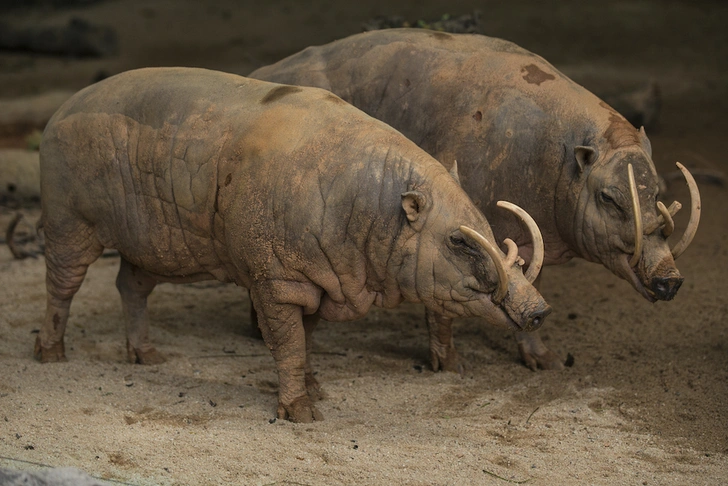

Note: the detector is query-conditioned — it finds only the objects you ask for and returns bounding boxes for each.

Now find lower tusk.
[667,200,682,217]
[459,226,509,305]
[503,238,519,268]
[628,164,643,268]
[496,200,545,283]
[656,201,674,237]
[670,162,701,259]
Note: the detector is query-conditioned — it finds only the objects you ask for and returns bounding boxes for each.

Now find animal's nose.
[524,304,552,332]
[650,275,684,301]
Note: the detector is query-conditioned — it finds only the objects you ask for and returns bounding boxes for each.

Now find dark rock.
[0,467,112,486]
[0,17,118,57]
[363,12,483,34]
[600,81,662,131]
[0,0,106,11]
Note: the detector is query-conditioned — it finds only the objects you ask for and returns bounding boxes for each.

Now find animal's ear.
[401,191,428,223]
[639,126,653,157]
[449,160,461,186]
[574,145,598,173]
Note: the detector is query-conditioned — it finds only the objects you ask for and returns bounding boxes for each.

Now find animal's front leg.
[425,308,466,375]
[515,330,564,371]
[512,273,563,371]
[252,293,323,423]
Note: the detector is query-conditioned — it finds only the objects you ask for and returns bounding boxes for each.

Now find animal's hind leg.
[116,257,164,365]
[35,221,103,362]
[248,289,263,339]
[303,314,323,400]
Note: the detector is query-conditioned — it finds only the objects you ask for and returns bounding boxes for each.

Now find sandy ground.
[0,1,727,485]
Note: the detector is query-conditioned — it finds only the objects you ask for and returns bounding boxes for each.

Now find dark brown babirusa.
[251,29,701,372]
[37,67,551,422]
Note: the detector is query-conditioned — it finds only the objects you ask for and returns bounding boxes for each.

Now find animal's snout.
[523,304,551,332]
[650,275,684,301]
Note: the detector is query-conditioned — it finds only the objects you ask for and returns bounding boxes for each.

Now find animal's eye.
[599,191,616,205]
[450,236,467,247]
[450,235,478,255]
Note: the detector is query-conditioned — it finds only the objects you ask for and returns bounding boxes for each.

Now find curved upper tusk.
[656,201,674,237]
[459,225,509,305]
[670,162,701,259]
[503,238,519,268]
[628,164,643,268]
[496,200,545,283]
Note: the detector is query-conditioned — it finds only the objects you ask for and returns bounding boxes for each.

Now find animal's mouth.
[464,283,549,332]
[617,254,657,303]
[466,288,520,331]
[501,312,524,332]
[465,289,529,332]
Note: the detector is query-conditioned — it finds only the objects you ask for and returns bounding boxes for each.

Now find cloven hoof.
[518,343,565,371]
[305,374,324,401]
[278,396,324,423]
[127,341,166,365]
[431,347,467,376]
[34,336,67,363]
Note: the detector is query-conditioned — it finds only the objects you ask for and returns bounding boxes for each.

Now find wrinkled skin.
[251,29,688,372]
[36,67,550,422]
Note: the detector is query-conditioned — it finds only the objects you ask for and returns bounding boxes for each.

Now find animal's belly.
[92,207,236,284]
[317,290,377,322]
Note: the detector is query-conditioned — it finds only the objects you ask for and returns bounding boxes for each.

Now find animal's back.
[251,29,602,133]
[39,67,439,281]
[40,68,263,278]
[251,29,627,232]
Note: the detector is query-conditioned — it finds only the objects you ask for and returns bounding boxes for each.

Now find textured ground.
[0,1,726,484]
